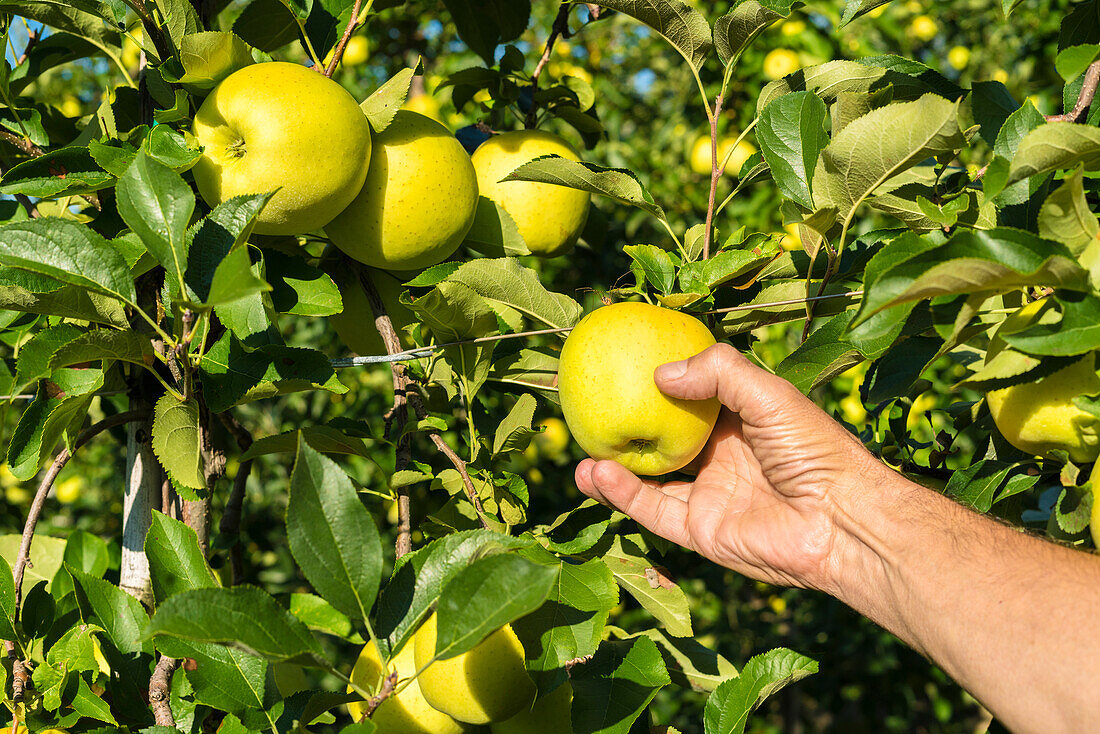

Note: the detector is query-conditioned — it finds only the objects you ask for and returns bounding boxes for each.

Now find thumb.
[654,343,802,423]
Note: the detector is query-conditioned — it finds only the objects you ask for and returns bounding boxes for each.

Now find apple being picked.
[558,302,720,475]
[191,61,372,236]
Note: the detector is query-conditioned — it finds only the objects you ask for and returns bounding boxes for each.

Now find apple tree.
[0,0,1098,732]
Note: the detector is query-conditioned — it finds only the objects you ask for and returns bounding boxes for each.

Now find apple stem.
[703,92,724,261]
[323,0,368,78]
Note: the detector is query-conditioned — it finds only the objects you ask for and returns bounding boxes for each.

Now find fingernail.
[655,360,687,381]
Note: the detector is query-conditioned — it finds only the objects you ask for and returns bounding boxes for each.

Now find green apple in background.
[326,110,479,270]
[558,302,720,476]
[471,130,590,257]
[326,264,416,357]
[413,613,535,725]
[191,61,371,236]
[346,639,464,734]
[490,682,573,734]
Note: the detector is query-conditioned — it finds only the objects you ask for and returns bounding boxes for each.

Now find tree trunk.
[120,401,158,606]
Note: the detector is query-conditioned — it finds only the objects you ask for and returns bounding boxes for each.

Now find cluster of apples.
[190,61,591,270]
[346,614,570,733]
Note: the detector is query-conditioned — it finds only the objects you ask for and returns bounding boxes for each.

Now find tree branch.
[149,655,180,726]
[12,411,148,610]
[217,412,253,585]
[361,670,398,719]
[1047,60,1100,123]
[0,130,101,211]
[355,264,414,558]
[526,2,572,129]
[323,0,365,77]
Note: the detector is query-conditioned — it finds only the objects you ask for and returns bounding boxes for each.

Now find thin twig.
[355,264,414,558]
[13,411,149,611]
[526,2,572,129]
[408,391,491,529]
[703,93,724,261]
[217,412,254,585]
[5,642,28,706]
[361,671,399,719]
[323,0,365,77]
[149,655,180,726]
[15,28,37,66]
[1047,59,1100,123]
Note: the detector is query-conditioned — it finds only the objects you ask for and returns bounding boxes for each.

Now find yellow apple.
[413,613,535,725]
[343,36,370,66]
[346,640,464,733]
[534,417,571,457]
[191,61,372,235]
[490,682,573,734]
[985,301,1100,463]
[558,302,721,475]
[763,48,801,80]
[326,265,415,356]
[326,110,478,270]
[718,137,756,177]
[471,130,591,257]
[689,135,712,176]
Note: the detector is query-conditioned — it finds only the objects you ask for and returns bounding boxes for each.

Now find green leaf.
[1056,44,1100,82]
[624,245,676,295]
[155,636,268,714]
[505,157,665,222]
[242,426,374,461]
[145,586,327,665]
[775,311,863,393]
[145,511,218,604]
[0,534,65,594]
[7,375,101,479]
[603,535,692,638]
[116,150,196,295]
[488,347,560,402]
[0,146,113,198]
[151,394,206,491]
[570,635,671,734]
[757,60,952,115]
[639,628,739,693]
[13,323,85,390]
[0,556,17,642]
[0,218,137,304]
[47,329,155,371]
[264,249,340,317]
[70,567,150,655]
[72,678,117,724]
[199,334,347,413]
[1000,292,1100,356]
[289,593,356,640]
[512,549,618,692]
[463,196,530,257]
[853,229,1089,326]
[703,648,818,734]
[440,0,530,65]
[757,91,829,210]
[375,530,534,654]
[1038,169,1099,254]
[175,31,255,92]
[1007,122,1100,185]
[443,257,583,330]
[0,1,120,47]
[433,553,558,660]
[839,0,890,25]
[360,63,422,132]
[47,622,104,672]
[813,94,966,228]
[185,193,274,307]
[287,439,382,624]
[714,1,797,66]
[594,0,712,69]
[492,393,538,456]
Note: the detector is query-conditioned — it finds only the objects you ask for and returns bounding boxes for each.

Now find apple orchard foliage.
[1,0,1100,732]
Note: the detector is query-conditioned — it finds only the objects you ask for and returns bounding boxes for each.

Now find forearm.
[828,468,1100,734]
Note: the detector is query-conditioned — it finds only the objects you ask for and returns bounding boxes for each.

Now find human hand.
[575,344,888,592]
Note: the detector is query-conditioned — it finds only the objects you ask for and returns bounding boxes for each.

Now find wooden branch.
[5,642,29,706]
[1047,60,1100,123]
[12,411,148,610]
[149,655,180,726]
[323,0,364,77]
[355,264,414,558]
[217,412,254,585]
[361,670,398,719]
[526,2,572,129]
[15,28,38,66]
